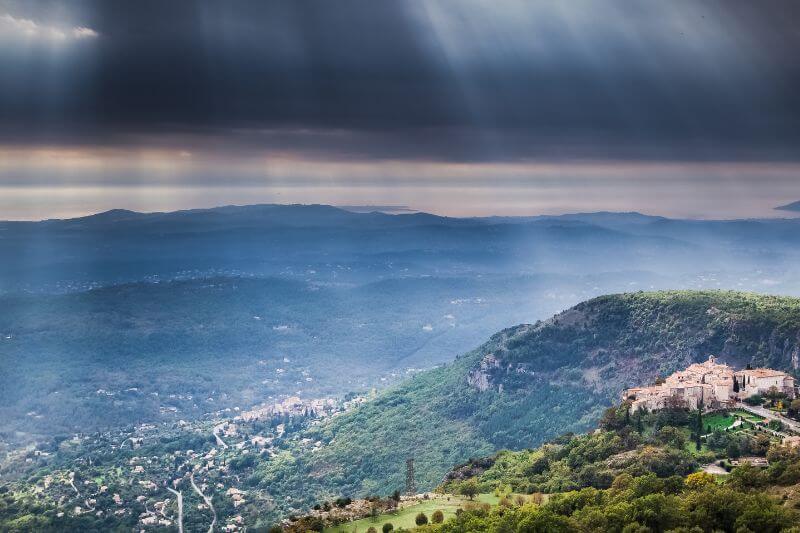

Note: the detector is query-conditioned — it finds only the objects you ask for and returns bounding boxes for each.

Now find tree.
[431,510,444,524]
[382,523,394,533]
[733,378,740,393]
[600,405,629,431]
[656,426,687,449]
[459,478,479,500]
[367,528,377,533]
[493,484,511,499]
[788,399,800,418]
[415,512,428,526]
[726,440,741,459]
[706,429,729,451]
[764,386,786,406]
[728,462,767,489]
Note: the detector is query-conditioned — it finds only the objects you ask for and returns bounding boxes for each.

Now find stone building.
[622,356,796,412]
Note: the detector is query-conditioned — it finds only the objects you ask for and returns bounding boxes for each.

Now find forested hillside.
[289,395,800,532]
[253,291,800,515]
[424,403,800,533]
[0,274,599,442]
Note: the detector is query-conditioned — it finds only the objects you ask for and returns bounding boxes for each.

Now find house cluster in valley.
[623,356,796,412]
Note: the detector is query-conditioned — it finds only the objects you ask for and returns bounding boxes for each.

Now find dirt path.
[702,463,729,475]
[190,472,217,533]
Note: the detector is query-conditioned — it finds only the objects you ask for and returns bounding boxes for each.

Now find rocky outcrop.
[467,354,500,391]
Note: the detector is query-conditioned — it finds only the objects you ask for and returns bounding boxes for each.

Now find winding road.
[738,403,800,433]
[190,472,217,533]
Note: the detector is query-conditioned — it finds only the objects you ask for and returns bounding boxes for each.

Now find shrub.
[415,512,429,526]
[744,395,763,406]
[431,510,444,523]
[685,472,715,490]
[382,523,394,533]
[334,497,352,508]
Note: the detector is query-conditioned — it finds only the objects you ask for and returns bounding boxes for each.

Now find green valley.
[4,290,800,530]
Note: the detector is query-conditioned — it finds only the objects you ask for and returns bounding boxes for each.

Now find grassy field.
[323,494,499,533]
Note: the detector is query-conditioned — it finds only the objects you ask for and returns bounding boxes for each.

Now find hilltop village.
[623,356,796,412]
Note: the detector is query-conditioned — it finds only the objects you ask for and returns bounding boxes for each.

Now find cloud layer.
[0,0,798,218]
[0,12,97,41]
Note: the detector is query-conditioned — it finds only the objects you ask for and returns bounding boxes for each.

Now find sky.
[0,0,798,220]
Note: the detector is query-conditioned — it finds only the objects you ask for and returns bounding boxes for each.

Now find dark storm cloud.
[0,0,798,162]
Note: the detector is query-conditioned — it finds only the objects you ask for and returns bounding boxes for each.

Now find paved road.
[737,403,800,434]
[212,424,229,449]
[167,488,184,533]
[190,472,217,533]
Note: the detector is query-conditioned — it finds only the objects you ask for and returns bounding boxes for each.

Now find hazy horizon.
[2,195,800,223]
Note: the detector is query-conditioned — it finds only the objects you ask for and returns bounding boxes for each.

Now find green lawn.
[703,413,736,432]
[323,494,500,532]
[703,410,763,433]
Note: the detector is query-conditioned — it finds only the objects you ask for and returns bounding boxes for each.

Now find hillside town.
[0,391,371,532]
[623,356,797,412]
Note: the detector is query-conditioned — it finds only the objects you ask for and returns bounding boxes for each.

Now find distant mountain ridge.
[4,203,800,295]
[776,200,800,212]
[4,203,663,226]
